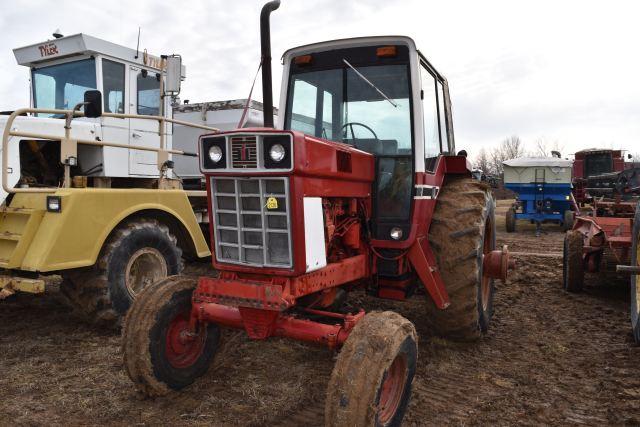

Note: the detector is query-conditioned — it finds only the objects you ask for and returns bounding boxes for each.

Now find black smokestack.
[260,0,280,128]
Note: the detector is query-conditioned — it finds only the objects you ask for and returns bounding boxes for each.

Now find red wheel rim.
[481,217,494,311]
[378,354,408,424]
[165,312,206,369]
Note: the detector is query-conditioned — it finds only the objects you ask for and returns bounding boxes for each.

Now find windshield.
[32,59,96,117]
[285,63,412,155]
[285,46,415,227]
[585,153,613,177]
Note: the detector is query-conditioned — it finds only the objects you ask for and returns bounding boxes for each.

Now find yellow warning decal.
[266,197,278,210]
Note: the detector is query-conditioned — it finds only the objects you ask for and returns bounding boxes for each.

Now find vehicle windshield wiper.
[342,59,398,108]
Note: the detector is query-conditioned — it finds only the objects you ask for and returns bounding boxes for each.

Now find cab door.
[100,58,129,177]
[128,66,161,176]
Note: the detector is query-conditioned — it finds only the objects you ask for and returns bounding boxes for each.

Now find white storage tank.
[503,157,573,185]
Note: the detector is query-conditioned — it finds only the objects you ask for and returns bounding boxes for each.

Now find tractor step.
[0,204,45,269]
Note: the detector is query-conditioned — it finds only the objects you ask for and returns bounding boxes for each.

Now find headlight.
[208,145,223,163]
[390,227,403,240]
[269,143,286,162]
[46,196,62,213]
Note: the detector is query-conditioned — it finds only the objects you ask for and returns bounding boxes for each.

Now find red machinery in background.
[564,153,640,344]
[572,148,634,204]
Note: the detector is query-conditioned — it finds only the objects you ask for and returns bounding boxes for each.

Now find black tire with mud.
[325,311,417,427]
[506,207,516,233]
[427,177,496,340]
[630,202,640,343]
[60,218,182,327]
[122,275,220,396]
[563,210,574,231]
[563,230,584,292]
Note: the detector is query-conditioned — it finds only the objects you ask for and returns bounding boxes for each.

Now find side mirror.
[84,90,102,118]
[629,153,633,159]
[164,55,182,95]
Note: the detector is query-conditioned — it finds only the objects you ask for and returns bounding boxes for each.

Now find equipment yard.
[2,200,638,426]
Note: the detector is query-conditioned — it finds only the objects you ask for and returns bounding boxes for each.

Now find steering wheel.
[341,122,379,142]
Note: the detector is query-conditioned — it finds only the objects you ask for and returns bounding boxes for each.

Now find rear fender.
[14,188,209,272]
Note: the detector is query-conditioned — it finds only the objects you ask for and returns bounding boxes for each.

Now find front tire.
[60,218,183,327]
[563,210,574,231]
[122,275,220,396]
[506,207,516,233]
[563,230,584,292]
[325,311,417,427]
[428,177,496,340]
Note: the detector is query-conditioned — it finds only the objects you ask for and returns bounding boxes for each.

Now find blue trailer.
[503,157,575,235]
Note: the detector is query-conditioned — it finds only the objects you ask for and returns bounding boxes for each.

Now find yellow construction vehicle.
[0,34,219,326]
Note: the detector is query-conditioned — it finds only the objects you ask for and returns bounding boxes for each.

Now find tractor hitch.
[616,265,640,275]
[483,245,515,281]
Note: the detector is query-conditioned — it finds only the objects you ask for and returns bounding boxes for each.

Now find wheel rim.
[165,311,206,369]
[378,354,408,424]
[125,248,168,297]
[481,217,495,311]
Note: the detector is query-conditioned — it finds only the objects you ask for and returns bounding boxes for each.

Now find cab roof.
[282,36,417,63]
[13,33,184,76]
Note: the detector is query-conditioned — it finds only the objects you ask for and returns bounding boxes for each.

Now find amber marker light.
[294,55,313,65]
[376,46,397,58]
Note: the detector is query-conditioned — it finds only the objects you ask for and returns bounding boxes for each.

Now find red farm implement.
[563,197,640,344]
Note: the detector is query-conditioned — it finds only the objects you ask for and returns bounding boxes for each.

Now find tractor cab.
[572,148,627,203]
[279,37,455,240]
[1,33,184,199]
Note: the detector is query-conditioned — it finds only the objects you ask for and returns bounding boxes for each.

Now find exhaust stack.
[260,0,280,128]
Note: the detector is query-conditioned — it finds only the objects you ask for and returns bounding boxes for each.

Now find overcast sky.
[0,0,638,158]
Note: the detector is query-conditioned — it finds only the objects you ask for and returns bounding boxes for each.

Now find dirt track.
[1,200,639,425]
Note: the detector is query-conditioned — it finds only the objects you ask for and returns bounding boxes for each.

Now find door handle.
[132,132,142,138]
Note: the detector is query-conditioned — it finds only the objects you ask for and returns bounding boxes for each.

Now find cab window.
[420,63,440,171]
[32,59,96,117]
[137,71,160,115]
[436,81,449,153]
[102,59,125,113]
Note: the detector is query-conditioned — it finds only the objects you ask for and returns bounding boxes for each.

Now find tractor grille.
[211,177,292,267]
[230,136,258,168]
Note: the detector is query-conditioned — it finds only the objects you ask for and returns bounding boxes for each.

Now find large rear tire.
[325,311,417,427]
[122,275,220,396]
[60,218,183,327]
[563,230,584,292]
[428,177,496,341]
[630,202,640,343]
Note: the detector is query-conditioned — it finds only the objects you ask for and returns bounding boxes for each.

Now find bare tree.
[534,137,565,157]
[474,147,491,174]
[489,135,526,175]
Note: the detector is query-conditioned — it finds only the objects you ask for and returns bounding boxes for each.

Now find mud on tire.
[122,275,220,396]
[630,202,640,343]
[427,177,496,340]
[506,206,516,233]
[60,218,183,327]
[563,230,584,293]
[325,311,417,427]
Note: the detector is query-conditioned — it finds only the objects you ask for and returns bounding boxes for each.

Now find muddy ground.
[1,200,639,426]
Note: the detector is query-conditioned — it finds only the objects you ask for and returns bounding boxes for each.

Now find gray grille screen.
[211,177,292,267]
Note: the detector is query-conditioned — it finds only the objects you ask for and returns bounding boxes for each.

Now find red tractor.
[572,148,631,205]
[122,2,512,424]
